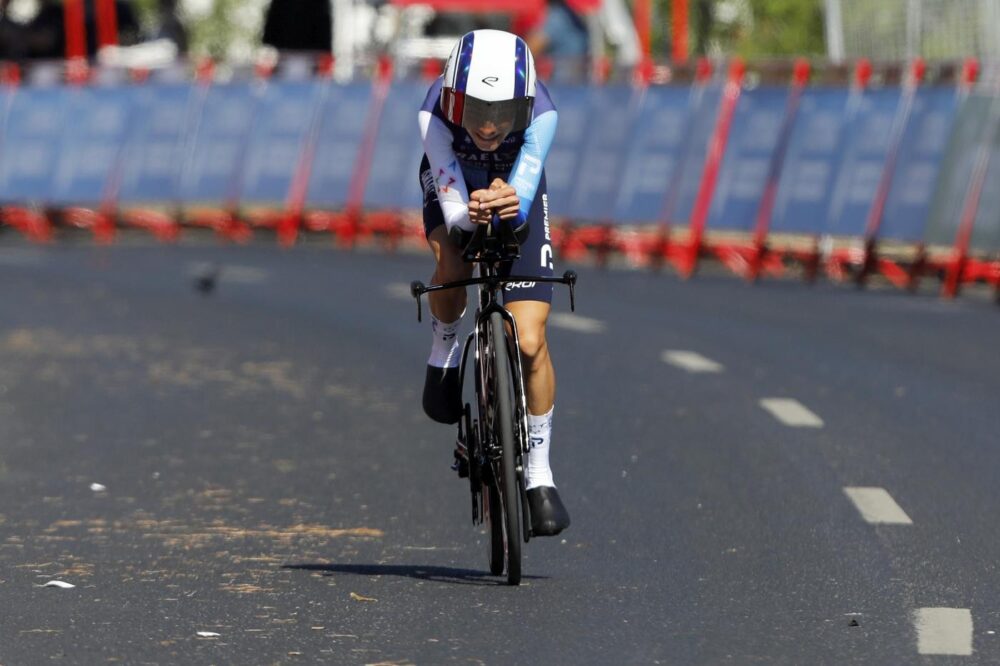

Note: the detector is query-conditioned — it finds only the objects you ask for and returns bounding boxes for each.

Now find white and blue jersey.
[418,77,558,234]
[418,78,559,304]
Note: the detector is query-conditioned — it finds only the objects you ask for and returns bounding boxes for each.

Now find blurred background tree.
[128,0,266,61]
[651,0,826,59]
[148,0,828,64]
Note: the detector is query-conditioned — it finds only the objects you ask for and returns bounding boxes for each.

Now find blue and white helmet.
[440,29,537,133]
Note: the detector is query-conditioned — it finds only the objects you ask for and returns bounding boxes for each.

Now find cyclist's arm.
[508,108,558,227]
[419,109,474,233]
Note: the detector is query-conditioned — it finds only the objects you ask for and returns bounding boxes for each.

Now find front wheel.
[486,479,504,576]
[489,311,522,585]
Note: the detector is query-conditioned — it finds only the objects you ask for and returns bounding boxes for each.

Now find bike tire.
[487,479,504,576]
[489,311,522,585]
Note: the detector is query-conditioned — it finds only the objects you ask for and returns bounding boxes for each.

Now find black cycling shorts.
[419,155,555,305]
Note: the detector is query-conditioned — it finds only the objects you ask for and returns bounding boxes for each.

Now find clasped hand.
[468,178,519,225]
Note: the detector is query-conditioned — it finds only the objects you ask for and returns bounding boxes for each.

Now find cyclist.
[418,29,569,536]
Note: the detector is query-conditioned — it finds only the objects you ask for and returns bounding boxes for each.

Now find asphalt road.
[0,237,997,665]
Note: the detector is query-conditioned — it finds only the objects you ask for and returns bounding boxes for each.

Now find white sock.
[428,314,462,368]
[526,406,555,490]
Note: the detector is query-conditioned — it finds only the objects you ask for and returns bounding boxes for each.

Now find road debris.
[350,592,377,602]
[196,631,221,638]
[41,580,75,589]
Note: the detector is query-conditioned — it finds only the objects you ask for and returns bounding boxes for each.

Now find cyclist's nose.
[476,122,499,139]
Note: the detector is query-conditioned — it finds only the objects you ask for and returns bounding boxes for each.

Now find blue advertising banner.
[878,87,961,242]
[613,84,694,224]
[363,81,429,210]
[825,87,902,237]
[770,88,851,234]
[306,82,372,209]
[0,86,66,202]
[241,81,323,206]
[566,84,638,223]
[51,86,136,205]
[666,84,723,224]
[543,85,591,219]
[924,94,995,247]
[0,84,12,170]
[971,120,1000,251]
[178,83,259,204]
[706,86,789,232]
[119,84,196,204]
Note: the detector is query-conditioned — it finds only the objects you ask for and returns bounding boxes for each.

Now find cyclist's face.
[468,119,513,152]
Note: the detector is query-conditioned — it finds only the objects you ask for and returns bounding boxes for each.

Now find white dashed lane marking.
[187,263,269,284]
[661,350,724,373]
[915,608,974,656]
[0,249,45,266]
[548,312,606,334]
[758,398,824,428]
[385,286,605,334]
[385,282,415,300]
[843,487,913,525]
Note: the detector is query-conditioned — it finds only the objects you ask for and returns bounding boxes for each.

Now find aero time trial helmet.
[440,29,536,135]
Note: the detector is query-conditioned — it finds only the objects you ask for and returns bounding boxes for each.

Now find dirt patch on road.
[0,328,398,411]
[42,516,383,550]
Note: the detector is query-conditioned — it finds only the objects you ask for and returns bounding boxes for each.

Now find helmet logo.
[481,76,499,87]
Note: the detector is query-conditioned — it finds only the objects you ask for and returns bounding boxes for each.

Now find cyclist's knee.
[435,252,471,283]
[517,325,548,363]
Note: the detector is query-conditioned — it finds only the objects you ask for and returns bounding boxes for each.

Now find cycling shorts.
[419,155,555,305]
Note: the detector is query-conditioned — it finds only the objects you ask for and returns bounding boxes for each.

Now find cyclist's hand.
[467,195,492,226]
[469,179,520,224]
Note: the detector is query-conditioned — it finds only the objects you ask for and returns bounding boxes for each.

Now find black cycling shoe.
[422,365,462,425]
[527,486,571,536]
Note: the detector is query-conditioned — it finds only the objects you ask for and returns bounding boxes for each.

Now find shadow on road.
[283,563,546,586]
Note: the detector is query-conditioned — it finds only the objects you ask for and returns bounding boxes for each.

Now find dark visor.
[462,95,534,134]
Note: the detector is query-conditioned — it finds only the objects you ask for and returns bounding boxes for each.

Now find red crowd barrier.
[0,54,997,302]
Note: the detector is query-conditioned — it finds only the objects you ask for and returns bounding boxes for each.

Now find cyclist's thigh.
[502,172,554,305]
[428,225,473,282]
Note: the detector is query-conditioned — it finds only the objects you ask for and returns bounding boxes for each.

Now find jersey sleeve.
[509,84,558,226]
[418,79,474,233]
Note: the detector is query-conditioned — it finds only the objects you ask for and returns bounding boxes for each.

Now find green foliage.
[189,0,238,60]
[129,0,160,31]
[649,0,826,60]
[739,0,826,56]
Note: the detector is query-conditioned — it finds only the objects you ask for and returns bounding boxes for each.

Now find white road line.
[758,398,824,428]
[221,266,270,284]
[385,282,414,300]
[186,263,269,284]
[661,350,724,373]
[548,312,606,334]
[843,487,913,525]
[915,608,974,656]
[384,288,603,335]
[0,249,44,266]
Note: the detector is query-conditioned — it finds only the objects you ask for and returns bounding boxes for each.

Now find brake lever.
[563,270,577,312]
[410,281,425,322]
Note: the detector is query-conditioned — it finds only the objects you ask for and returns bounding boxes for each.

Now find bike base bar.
[411,271,577,322]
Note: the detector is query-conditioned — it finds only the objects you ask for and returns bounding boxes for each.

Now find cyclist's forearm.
[510,109,557,216]
[419,110,473,231]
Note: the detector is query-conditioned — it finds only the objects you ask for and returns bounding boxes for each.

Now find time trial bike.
[410,217,576,585]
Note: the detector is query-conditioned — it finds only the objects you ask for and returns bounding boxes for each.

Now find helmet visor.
[462,95,534,135]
